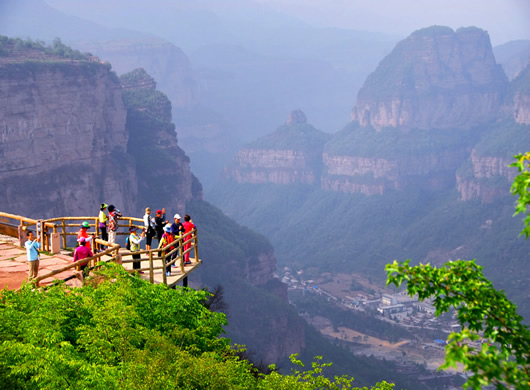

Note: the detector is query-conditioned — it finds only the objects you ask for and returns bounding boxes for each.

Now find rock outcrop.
[120,68,201,213]
[456,150,518,203]
[352,26,508,131]
[225,110,329,185]
[322,147,467,195]
[0,42,136,217]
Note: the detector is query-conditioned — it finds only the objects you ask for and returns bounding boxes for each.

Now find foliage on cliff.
[0,264,394,389]
[324,122,476,158]
[0,36,90,60]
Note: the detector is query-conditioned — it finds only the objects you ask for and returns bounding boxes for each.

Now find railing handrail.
[1,213,200,289]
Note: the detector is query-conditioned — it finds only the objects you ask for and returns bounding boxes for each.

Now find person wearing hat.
[143,207,156,251]
[153,208,168,244]
[129,226,145,272]
[171,213,185,266]
[158,224,175,276]
[73,237,93,277]
[98,203,109,243]
[77,221,94,249]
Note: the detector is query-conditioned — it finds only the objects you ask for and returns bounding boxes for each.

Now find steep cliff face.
[225,110,329,185]
[352,26,508,131]
[511,65,530,124]
[322,148,466,194]
[120,68,201,213]
[456,150,518,203]
[0,43,136,217]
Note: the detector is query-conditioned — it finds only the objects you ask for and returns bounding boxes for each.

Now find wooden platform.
[116,251,202,288]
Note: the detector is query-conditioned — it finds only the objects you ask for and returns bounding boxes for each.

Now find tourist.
[129,226,145,272]
[154,208,167,243]
[158,225,175,276]
[107,205,122,245]
[143,207,155,251]
[25,230,40,280]
[73,237,93,277]
[98,203,109,243]
[77,221,94,249]
[182,214,196,265]
[171,213,185,266]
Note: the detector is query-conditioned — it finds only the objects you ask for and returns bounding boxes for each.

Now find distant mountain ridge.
[208,26,530,321]
[222,26,530,204]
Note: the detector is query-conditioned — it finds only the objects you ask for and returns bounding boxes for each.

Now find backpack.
[126,235,131,250]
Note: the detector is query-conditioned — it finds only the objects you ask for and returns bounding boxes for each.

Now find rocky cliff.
[120,68,201,214]
[352,26,508,131]
[512,65,530,125]
[0,40,136,217]
[225,110,329,185]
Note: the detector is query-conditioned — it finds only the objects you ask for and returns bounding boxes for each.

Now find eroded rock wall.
[0,60,136,217]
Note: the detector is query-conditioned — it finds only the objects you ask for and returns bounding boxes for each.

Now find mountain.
[225,110,330,185]
[494,40,530,80]
[352,26,508,131]
[208,26,530,322]
[1,0,399,189]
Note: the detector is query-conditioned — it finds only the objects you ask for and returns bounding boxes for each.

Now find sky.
[38,0,530,46]
[256,0,530,45]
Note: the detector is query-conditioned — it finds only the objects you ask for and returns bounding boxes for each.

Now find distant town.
[277,266,489,389]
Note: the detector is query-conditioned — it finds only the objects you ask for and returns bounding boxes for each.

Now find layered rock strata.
[225,110,327,185]
[456,150,518,203]
[0,54,136,217]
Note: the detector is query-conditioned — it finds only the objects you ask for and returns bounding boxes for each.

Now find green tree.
[510,152,530,237]
[385,154,530,389]
[0,263,393,389]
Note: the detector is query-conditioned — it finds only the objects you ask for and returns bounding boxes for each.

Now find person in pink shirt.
[182,214,196,265]
[73,237,94,277]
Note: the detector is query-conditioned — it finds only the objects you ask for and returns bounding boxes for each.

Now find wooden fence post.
[149,251,154,284]
[61,220,67,249]
[162,252,167,285]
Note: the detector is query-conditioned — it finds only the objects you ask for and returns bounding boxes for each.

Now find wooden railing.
[0,211,56,252]
[0,212,200,288]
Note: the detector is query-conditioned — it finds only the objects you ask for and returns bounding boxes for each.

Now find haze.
[43,0,530,45]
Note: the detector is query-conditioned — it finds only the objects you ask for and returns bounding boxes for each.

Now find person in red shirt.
[77,221,94,249]
[182,214,196,265]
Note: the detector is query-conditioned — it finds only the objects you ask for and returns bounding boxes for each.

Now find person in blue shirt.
[25,230,41,280]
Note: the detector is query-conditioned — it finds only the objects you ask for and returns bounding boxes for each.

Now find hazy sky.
[39,0,530,46]
[257,0,530,45]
